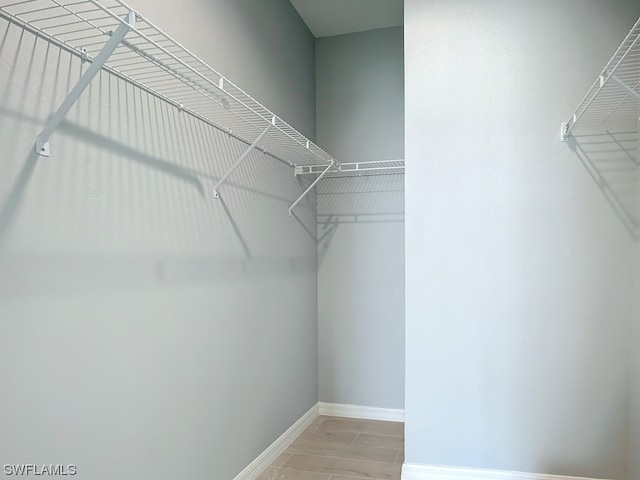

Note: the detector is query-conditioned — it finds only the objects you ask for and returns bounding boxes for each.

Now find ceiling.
[289,0,403,38]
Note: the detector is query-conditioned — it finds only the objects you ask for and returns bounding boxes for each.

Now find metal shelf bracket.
[35,10,136,157]
[288,160,337,217]
[213,117,275,199]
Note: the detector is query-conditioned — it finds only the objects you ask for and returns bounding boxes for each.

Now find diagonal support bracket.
[35,10,136,157]
[610,74,640,102]
[213,118,274,199]
[288,160,336,217]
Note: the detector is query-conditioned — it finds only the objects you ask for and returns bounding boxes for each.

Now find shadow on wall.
[566,129,639,240]
[317,173,404,266]
[0,19,318,294]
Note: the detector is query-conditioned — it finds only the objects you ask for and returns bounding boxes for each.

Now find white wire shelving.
[295,160,405,179]
[560,16,640,236]
[2,0,409,214]
[0,0,405,214]
[0,0,335,166]
[562,16,640,139]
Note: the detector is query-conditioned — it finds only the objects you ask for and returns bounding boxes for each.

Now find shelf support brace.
[35,11,136,157]
[288,161,335,217]
[610,75,640,102]
[213,118,274,199]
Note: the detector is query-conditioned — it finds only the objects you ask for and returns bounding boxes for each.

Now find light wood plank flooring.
[257,416,404,480]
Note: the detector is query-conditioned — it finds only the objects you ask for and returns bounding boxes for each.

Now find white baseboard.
[232,404,319,480]
[318,402,405,422]
[401,464,613,480]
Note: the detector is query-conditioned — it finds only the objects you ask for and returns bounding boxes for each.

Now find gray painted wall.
[127,0,316,140]
[316,28,404,163]
[633,248,640,480]
[405,1,638,478]
[316,28,405,409]
[0,1,317,479]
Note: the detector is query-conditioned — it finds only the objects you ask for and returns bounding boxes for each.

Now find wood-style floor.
[257,416,404,480]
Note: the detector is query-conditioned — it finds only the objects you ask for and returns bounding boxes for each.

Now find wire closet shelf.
[562,16,640,140]
[295,160,405,178]
[0,0,339,169]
